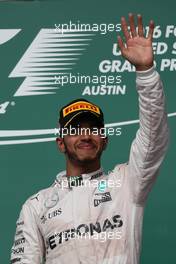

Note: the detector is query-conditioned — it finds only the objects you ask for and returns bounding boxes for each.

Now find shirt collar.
[55,167,104,189]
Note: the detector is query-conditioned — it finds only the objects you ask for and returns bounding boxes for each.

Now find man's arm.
[11,199,45,263]
[118,14,169,204]
[128,66,169,204]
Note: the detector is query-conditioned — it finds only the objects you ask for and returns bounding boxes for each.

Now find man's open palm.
[118,14,155,71]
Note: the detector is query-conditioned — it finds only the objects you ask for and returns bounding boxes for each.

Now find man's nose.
[80,127,91,138]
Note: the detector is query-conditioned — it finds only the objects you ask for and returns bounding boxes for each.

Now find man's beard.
[63,140,103,165]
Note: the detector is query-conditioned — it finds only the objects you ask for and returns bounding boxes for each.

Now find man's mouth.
[77,143,95,149]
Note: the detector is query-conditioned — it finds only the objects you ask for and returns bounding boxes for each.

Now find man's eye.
[70,127,80,134]
[75,128,80,134]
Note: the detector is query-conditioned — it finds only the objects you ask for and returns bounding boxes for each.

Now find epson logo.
[11,247,24,255]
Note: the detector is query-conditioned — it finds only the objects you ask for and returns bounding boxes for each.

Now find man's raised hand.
[117,13,155,71]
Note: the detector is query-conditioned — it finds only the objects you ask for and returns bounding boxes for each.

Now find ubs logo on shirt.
[48,208,62,219]
[41,208,62,224]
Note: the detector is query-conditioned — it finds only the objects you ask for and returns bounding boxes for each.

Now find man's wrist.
[135,62,154,72]
[136,65,155,77]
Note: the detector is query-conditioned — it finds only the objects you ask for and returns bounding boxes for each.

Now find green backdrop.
[0,0,175,263]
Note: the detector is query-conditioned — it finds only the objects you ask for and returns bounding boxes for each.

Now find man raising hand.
[11,14,169,264]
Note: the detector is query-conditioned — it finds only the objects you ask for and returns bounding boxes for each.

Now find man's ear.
[103,136,108,150]
[56,137,66,153]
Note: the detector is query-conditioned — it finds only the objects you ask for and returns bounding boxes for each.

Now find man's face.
[57,120,108,165]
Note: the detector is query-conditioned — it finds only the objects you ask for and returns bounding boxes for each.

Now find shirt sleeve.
[10,200,45,264]
[128,66,170,205]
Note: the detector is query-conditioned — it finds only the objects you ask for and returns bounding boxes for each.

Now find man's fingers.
[117,36,125,53]
[148,20,155,40]
[128,13,137,37]
[137,14,144,37]
[121,16,130,41]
